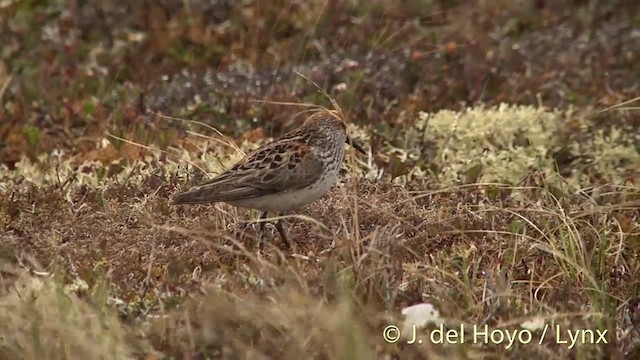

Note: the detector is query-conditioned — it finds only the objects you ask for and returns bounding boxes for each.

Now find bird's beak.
[346,136,367,155]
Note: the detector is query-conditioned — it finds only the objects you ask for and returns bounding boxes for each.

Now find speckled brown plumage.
[173,110,366,250]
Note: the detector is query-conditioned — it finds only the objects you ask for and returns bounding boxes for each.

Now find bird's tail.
[172,187,217,204]
[173,182,264,205]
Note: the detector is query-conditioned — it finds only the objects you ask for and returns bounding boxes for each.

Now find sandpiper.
[173,110,367,249]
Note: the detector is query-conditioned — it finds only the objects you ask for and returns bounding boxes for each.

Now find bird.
[172,110,367,250]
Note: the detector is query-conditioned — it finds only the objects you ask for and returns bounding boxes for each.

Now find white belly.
[229,173,338,212]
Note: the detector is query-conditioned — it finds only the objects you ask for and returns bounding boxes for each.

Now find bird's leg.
[258,211,269,251]
[232,219,251,240]
[274,212,291,250]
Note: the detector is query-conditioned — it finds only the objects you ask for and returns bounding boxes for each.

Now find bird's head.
[303,110,367,155]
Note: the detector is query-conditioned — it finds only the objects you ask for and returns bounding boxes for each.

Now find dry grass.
[2,0,639,358]
[0,270,131,359]
[1,104,639,359]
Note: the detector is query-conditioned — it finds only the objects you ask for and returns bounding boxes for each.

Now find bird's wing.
[172,140,323,204]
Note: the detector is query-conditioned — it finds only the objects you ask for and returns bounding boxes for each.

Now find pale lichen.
[416,103,639,187]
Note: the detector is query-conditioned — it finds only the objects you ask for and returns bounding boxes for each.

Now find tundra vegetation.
[1,1,639,359]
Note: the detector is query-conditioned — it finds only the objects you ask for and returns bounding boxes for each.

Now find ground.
[1,1,640,359]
